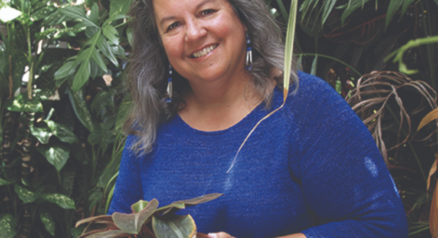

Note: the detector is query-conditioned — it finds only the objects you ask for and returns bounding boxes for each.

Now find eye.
[200,9,215,16]
[167,22,180,31]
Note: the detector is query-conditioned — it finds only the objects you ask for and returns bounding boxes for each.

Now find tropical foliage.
[0,0,437,237]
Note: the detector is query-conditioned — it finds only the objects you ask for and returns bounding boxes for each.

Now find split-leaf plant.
[76,193,222,238]
[0,0,132,237]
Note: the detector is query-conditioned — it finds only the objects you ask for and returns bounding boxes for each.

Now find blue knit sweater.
[109,72,408,237]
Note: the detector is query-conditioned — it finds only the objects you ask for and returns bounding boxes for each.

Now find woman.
[109,0,408,237]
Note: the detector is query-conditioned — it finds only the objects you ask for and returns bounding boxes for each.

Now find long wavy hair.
[124,0,299,153]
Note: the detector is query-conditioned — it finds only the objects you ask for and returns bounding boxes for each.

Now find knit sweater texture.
[109,71,408,237]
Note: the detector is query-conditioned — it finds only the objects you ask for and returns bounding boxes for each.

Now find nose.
[185,19,207,42]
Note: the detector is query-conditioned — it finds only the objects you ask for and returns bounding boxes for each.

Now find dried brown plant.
[346,71,437,165]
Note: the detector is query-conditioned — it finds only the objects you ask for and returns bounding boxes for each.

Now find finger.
[208,232,235,238]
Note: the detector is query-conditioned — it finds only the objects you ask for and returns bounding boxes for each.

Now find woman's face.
[153,0,248,84]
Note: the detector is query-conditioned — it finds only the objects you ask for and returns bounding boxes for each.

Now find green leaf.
[61,165,76,197]
[90,45,108,72]
[37,145,70,172]
[72,59,91,91]
[102,25,119,45]
[400,0,416,21]
[39,209,55,236]
[156,193,223,216]
[385,0,403,30]
[341,0,370,26]
[112,199,159,234]
[88,3,99,25]
[55,60,77,80]
[45,120,79,144]
[59,6,98,28]
[30,126,53,144]
[75,215,113,228]
[131,200,149,213]
[41,9,67,26]
[152,214,196,238]
[321,0,337,26]
[0,214,17,238]
[434,0,438,6]
[98,32,119,66]
[31,5,56,21]
[311,55,318,75]
[14,184,39,204]
[109,0,133,18]
[7,93,43,113]
[0,6,22,22]
[67,88,95,132]
[41,193,75,209]
[0,178,14,186]
[116,96,132,130]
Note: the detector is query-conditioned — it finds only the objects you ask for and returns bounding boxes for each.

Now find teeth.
[192,45,217,58]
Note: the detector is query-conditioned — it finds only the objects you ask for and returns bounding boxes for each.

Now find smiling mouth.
[191,44,218,58]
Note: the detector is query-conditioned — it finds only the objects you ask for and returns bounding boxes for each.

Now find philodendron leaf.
[158,193,223,216]
[7,93,43,113]
[68,88,95,132]
[30,126,53,144]
[112,198,159,234]
[39,209,55,236]
[152,214,196,238]
[75,215,113,227]
[14,184,39,204]
[41,193,75,209]
[0,214,17,238]
[0,178,14,186]
[37,145,70,172]
[131,200,149,213]
[45,120,78,144]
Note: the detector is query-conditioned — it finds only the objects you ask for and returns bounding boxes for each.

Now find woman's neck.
[178,73,268,132]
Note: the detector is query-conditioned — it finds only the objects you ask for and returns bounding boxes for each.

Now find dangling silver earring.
[245,32,253,70]
[165,64,173,103]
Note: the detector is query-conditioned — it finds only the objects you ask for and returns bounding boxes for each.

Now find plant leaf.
[55,60,77,80]
[310,55,318,75]
[102,25,119,45]
[97,33,118,66]
[156,193,223,216]
[68,88,95,132]
[31,5,56,21]
[0,214,17,238]
[112,198,159,234]
[152,214,196,238]
[84,230,130,238]
[59,6,98,28]
[341,0,370,26]
[40,209,55,236]
[417,108,438,132]
[30,126,53,144]
[41,193,75,209]
[0,6,22,22]
[0,178,13,186]
[430,179,438,237]
[109,0,133,19]
[37,145,70,172]
[428,158,437,191]
[14,184,39,204]
[89,3,99,25]
[90,44,108,72]
[385,0,403,30]
[45,120,79,144]
[75,215,113,227]
[7,93,43,113]
[131,200,149,213]
[72,60,91,91]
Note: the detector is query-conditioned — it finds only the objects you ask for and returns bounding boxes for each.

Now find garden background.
[0,0,437,237]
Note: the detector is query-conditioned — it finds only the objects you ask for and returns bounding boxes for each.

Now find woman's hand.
[207,232,235,238]
[207,232,306,238]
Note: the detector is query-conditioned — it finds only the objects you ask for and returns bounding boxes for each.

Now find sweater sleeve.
[107,135,143,214]
[291,73,408,237]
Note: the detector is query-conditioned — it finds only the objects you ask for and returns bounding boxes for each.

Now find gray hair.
[124,0,299,154]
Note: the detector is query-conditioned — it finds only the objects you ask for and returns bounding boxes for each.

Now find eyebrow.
[159,0,216,26]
